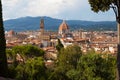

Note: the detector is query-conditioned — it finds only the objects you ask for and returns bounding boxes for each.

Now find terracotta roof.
[8,30,15,36]
[6,43,16,48]
[75,38,89,42]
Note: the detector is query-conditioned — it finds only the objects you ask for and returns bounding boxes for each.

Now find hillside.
[4,16,117,31]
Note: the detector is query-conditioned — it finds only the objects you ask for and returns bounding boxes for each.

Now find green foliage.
[88,0,116,12]
[49,45,82,80]
[7,45,116,80]
[66,69,79,80]
[7,55,46,80]
[75,53,116,80]
[6,49,17,66]
[8,65,17,78]
[6,45,45,67]
[49,45,116,80]
[12,45,45,58]
[56,39,64,52]
[15,57,46,80]
[6,45,46,79]
[58,45,82,69]
[6,49,14,59]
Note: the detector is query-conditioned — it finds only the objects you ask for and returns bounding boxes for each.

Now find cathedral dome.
[58,20,69,34]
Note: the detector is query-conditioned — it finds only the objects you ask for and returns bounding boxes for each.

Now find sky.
[2,0,115,21]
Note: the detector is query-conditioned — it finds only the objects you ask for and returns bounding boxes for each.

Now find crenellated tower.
[40,18,44,34]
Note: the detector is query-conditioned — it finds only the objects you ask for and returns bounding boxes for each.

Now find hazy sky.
[2,0,115,21]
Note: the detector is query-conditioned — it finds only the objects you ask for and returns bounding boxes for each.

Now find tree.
[0,0,8,77]
[6,45,45,68]
[88,0,120,79]
[50,45,116,80]
[49,45,82,80]
[58,45,82,69]
[65,52,116,80]
[6,45,46,79]
[75,53,116,80]
[6,49,15,60]
[12,45,45,58]
[15,57,46,80]
[56,39,64,52]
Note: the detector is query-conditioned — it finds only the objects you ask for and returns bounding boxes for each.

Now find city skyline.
[2,0,115,21]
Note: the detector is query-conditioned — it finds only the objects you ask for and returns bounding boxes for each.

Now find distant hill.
[4,16,117,32]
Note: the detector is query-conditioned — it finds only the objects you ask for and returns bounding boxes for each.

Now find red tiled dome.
[59,20,69,32]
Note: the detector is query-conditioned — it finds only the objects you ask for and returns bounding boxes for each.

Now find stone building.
[39,18,58,47]
[39,18,51,41]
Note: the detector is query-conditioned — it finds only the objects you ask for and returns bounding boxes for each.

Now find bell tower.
[40,18,44,34]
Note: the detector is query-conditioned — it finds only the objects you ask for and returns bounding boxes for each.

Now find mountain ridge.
[4,16,117,32]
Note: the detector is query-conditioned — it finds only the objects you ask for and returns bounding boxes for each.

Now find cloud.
[2,0,19,7]
[2,0,82,20]
[2,0,115,21]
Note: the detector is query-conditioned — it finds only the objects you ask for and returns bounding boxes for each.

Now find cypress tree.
[0,0,8,77]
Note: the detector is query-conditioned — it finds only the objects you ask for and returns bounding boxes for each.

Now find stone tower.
[40,18,44,34]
